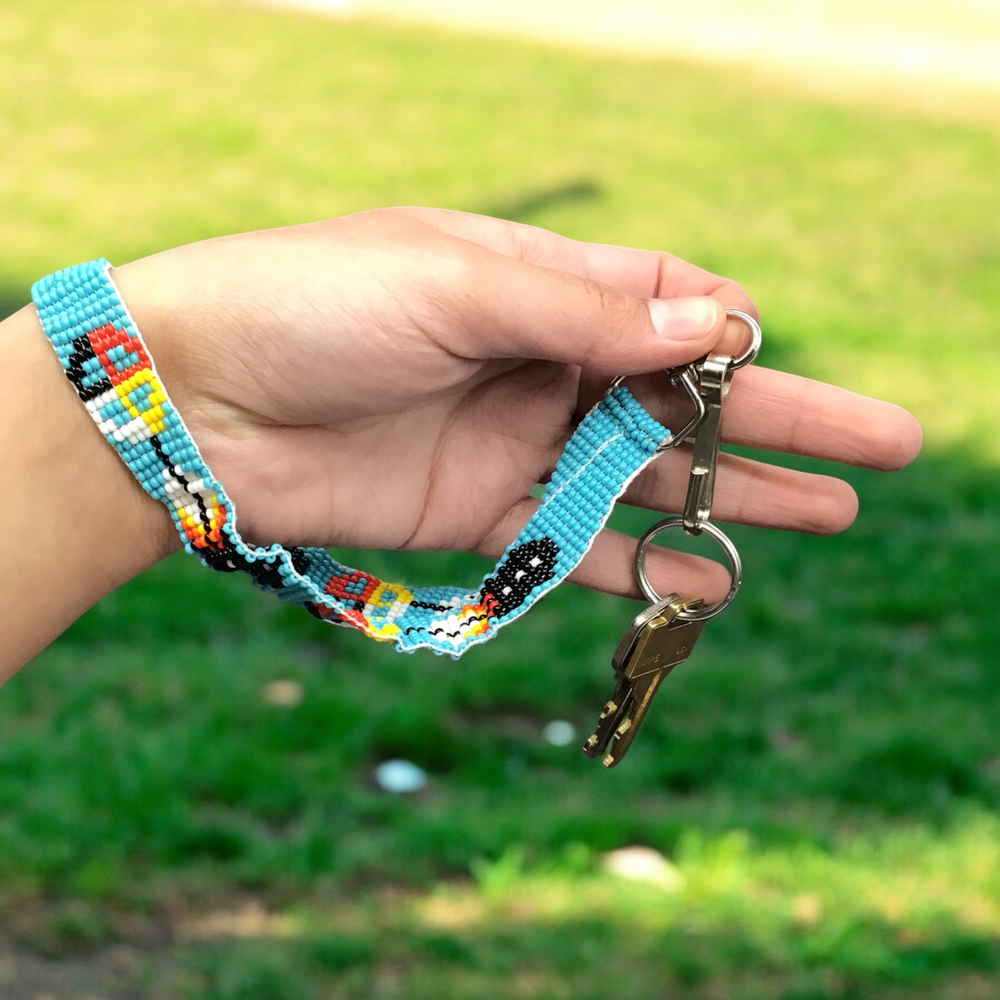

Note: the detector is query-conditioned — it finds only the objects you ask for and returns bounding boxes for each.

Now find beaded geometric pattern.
[33,260,670,657]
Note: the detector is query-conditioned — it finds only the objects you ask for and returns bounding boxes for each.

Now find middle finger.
[581,365,921,472]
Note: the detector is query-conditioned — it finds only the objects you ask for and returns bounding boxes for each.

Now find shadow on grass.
[178,913,1000,1000]
[475,178,602,223]
[6,897,999,1000]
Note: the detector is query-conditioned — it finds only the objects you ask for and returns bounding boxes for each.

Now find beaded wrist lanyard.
[33,259,672,658]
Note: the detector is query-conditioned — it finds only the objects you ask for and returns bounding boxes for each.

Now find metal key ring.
[634,517,743,621]
[725,309,762,371]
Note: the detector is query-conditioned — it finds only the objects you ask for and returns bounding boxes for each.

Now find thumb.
[445,247,728,374]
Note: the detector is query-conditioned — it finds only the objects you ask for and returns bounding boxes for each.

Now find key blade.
[582,676,634,758]
[585,597,681,758]
[600,669,669,767]
[603,598,707,767]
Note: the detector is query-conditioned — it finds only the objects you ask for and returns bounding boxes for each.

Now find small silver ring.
[724,309,762,371]
[634,517,743,621]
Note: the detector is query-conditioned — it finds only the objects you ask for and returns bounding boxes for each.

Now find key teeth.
[597,699,617,722]
[582,732,604,759]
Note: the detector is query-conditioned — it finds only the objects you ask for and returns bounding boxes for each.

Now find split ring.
[725,309,762,370]
[634,517,743,621]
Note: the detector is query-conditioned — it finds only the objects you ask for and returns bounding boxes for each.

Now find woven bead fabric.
[33,259,670,656]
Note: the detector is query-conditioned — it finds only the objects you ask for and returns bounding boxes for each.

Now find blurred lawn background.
[1,0,999,997]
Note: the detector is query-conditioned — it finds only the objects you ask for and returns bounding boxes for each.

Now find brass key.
[583,594,706,767]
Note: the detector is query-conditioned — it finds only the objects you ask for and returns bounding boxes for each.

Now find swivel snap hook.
[682,309,762,534]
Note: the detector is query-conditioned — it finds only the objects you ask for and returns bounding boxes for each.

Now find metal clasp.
[681,309,762,534]
[682,353,728,534]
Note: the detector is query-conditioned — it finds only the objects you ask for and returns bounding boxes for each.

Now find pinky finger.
[477,498,731,606]
[567,525,732,605]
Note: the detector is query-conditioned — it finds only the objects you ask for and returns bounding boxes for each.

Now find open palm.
[117,207,921,602]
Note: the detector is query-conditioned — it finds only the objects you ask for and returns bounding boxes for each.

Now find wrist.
[0,302,178,679]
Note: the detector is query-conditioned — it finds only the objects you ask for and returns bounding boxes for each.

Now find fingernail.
[648,297,720,339]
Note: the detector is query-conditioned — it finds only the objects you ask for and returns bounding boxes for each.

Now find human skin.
[0,207,922,681]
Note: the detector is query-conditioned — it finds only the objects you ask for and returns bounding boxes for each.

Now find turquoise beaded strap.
[33,259,671,657]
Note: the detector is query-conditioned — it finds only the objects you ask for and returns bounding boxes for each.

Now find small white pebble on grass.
[542,719,577,746]
[374,759,429,794]
[262,679,304,707]
[602,846,685,890]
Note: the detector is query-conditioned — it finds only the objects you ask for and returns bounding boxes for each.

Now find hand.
[116,207,921,604]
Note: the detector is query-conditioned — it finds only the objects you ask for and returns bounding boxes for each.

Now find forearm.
[0,303,177,682]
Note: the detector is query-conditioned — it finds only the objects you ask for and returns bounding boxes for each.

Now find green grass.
[1,0,999,996]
